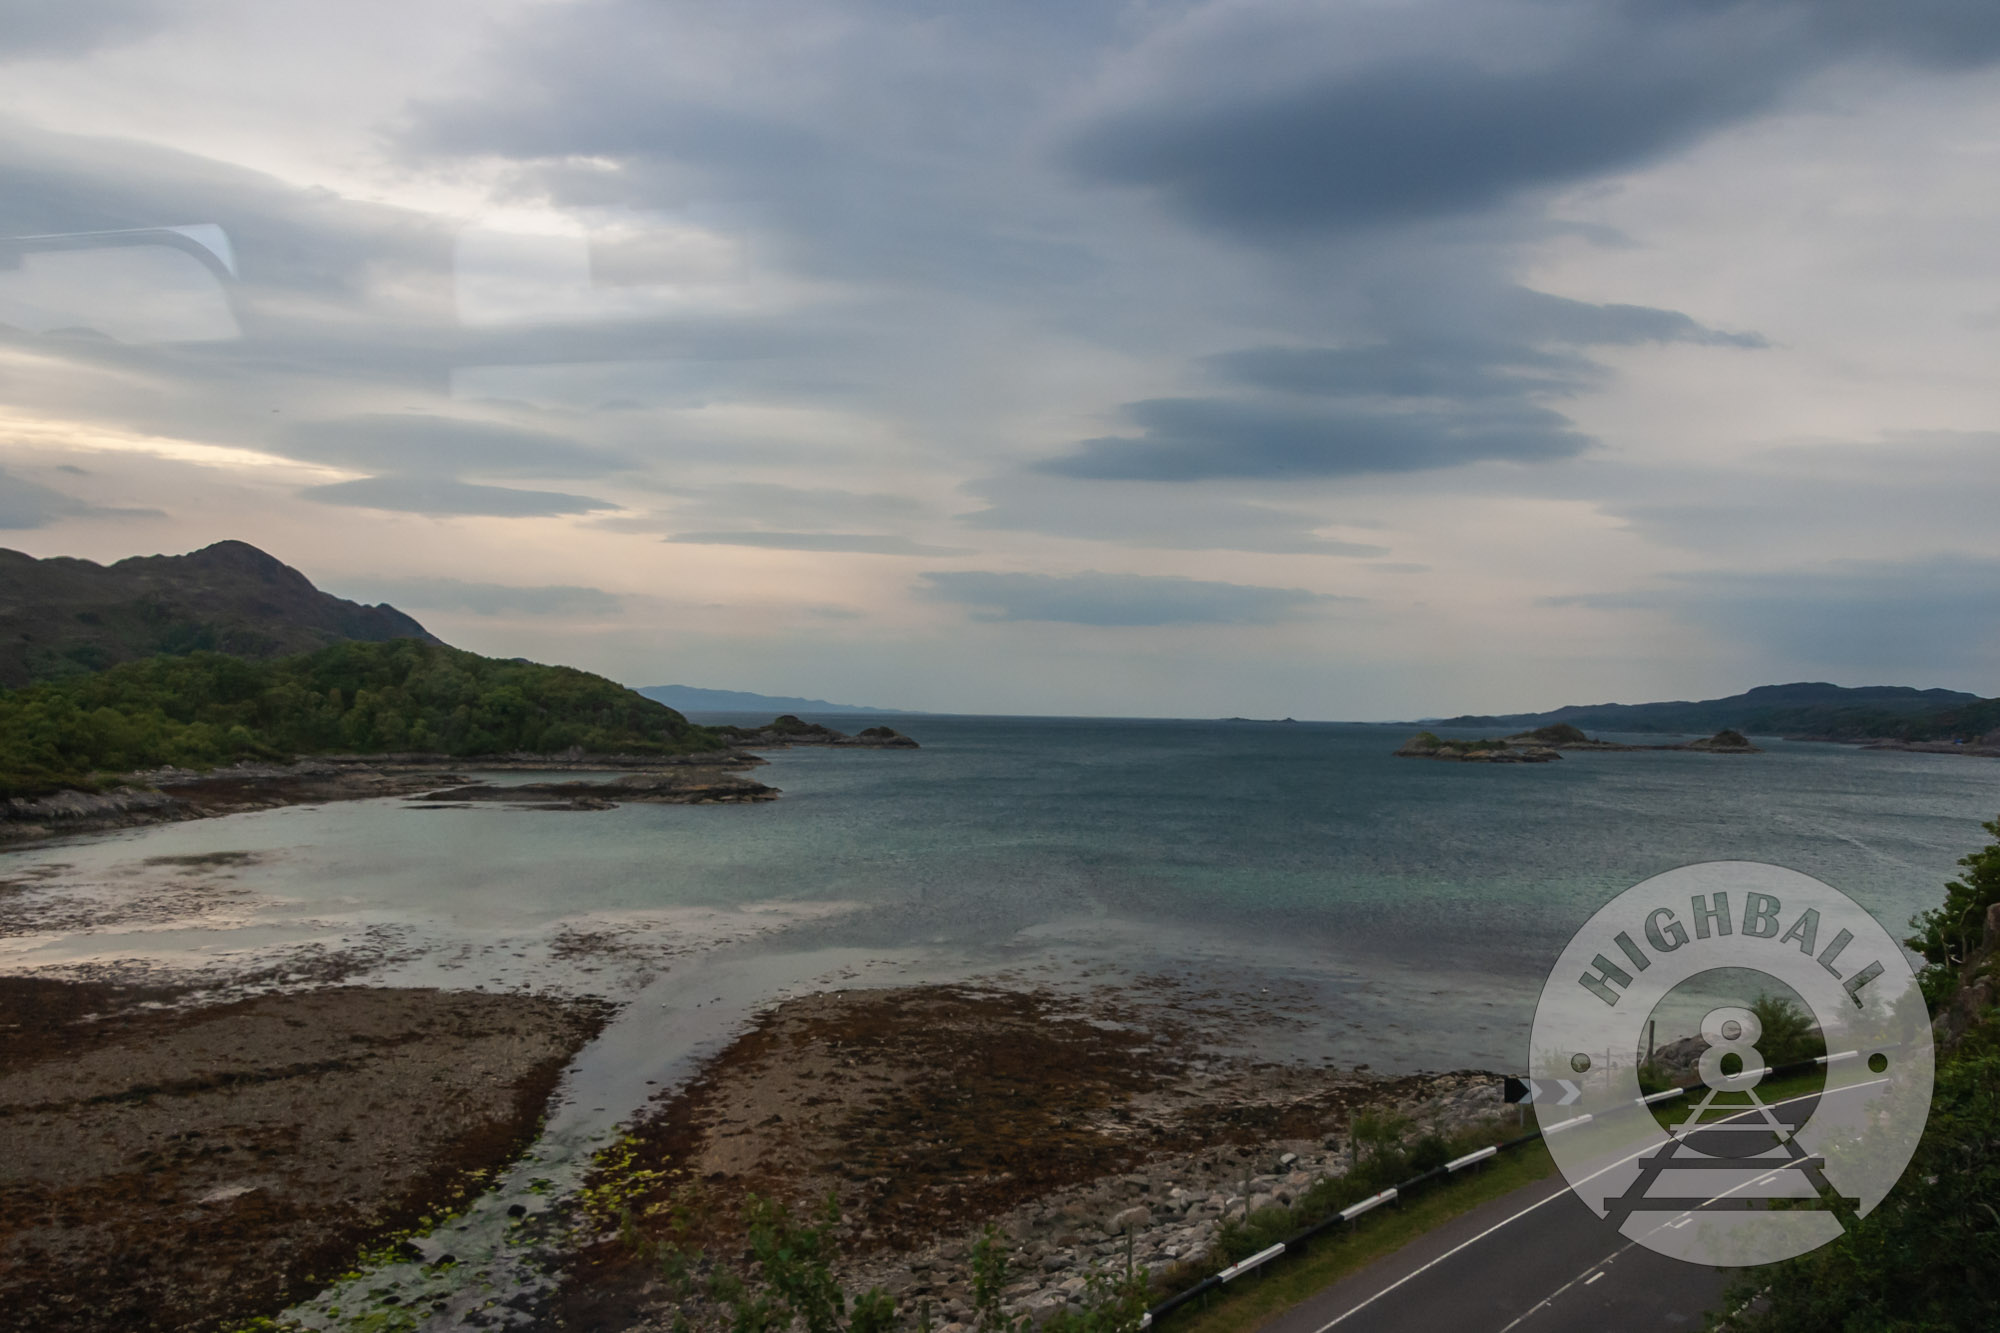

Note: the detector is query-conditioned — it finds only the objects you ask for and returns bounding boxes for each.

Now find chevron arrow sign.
[1502,1076,1583,1106]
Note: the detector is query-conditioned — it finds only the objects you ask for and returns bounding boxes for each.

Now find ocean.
[3,716,1995,1078]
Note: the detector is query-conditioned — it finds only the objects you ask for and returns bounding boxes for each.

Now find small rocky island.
[1507,723,1762,753]
[714,714,919,748]
[1394,733,1561,762]
[1395,722,1761,761]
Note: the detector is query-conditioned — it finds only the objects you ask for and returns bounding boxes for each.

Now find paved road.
[1256,1172,1727,1333]
[1255,1085,1864,1333]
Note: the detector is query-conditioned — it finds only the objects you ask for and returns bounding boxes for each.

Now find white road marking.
[1304,1080,1888,1333]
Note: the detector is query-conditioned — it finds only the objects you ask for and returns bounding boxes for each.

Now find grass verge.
[1159,1139,1558,1333]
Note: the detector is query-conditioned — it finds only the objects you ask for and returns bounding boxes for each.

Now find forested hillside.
[0,639,726,797]
[1435,681,1992,741]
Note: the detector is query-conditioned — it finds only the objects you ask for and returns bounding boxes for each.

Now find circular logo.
[1530,862,1934,1266]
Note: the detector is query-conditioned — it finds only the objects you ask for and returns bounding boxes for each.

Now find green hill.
[1435,681,1990,740]
[0,639,726,798]
[0,541,438,688]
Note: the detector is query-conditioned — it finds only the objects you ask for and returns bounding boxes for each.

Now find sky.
[2,0,1999,718]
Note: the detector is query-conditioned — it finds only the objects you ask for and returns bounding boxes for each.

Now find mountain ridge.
[1432,681,1993,741]
[0,541,439,689]
[638,684,921,716]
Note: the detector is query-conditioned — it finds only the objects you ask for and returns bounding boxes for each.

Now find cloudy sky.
[3,0,1999,717]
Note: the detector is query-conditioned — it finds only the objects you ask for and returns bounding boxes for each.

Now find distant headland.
[1426,681,2000,748]
[637,684,922,716]
[1396,724,1761,763]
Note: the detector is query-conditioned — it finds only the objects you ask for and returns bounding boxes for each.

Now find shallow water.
[7,718,1994,1327]
[4,718,1995,1072]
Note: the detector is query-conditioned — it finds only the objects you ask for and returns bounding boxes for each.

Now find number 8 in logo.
[1695,1005,1764,1097]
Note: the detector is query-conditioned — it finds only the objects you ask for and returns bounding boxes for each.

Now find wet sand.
[0,978,607,1333]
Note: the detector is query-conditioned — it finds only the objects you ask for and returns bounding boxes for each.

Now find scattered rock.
[1109,1206,1152,1233]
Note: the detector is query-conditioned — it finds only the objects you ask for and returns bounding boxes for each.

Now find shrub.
[1907,815,2000,1010]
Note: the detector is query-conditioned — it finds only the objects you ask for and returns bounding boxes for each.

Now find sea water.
[2,716,1995,1074]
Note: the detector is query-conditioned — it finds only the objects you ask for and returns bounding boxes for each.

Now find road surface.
[1255,1085,1869,1332]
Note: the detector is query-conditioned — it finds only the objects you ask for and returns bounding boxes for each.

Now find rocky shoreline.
[0,977,608,1333]
[415,770,778,810]
[0,756,774,843]
[1857,737,2000,758]
[0,956,1506,1333]
[0,718,917,844]
[1393,733,1560,763]
[556,984,1504,1333]
[713,715,920,749]
[1394,723,1761,763]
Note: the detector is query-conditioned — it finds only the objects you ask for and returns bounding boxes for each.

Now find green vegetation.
[1146,1112,1523,1317]
[642,1190,902,1333]
[0,639,725,797]
[1869,696,2000,745]
[1150,1142,1559,1333]
[1747,993,1822,1070]
[1434,682,1993,741]
[1716,816,2000,1331]
[1906,814,2000,1009]
[1399,732,1510,755]
[0,540,436,689]
[1714,1040,2000,1330]
[1516,723,1590,744]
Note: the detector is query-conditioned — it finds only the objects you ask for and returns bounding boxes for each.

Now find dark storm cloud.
[667,531,973,556]
[1037,397,1588,482]
[336,576,626,617]
[397,1,1121,293]
[283,414,626,479]
[0,0,162,61]
[920,570,1346,627]
[1035,286,1760,484]
[299,476,615,518]
[1064,0,2000,239]
[1550,554,2000,672]
[0,465,162,528]
[1207,341,1604,402]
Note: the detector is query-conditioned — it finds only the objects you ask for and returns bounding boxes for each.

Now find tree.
[1906,815,2000,1009]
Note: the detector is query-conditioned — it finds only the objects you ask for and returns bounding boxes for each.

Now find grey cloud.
[669,531,972,556]
[0,0,162,60]
[283,414,626,479]
[299,476,615,517]
[0,120,446,309]
[1502,289,1767,349]
[398,2,1116,295]
[1552,554,2000,672]
[959,475,1386,555]
[920,570,1347,627]
[1038,397,1588,482]
[1064,1,2000,240]
[0,466,162,528]
[1208,341,1603,402]
[337,576,625,617]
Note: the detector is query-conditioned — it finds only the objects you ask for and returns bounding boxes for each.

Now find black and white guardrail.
[1137,1125,1519,1328]
[1138,1051,1863,1328]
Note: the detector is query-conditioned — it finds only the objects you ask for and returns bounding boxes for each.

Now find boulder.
[1109,1205,1153,1232]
